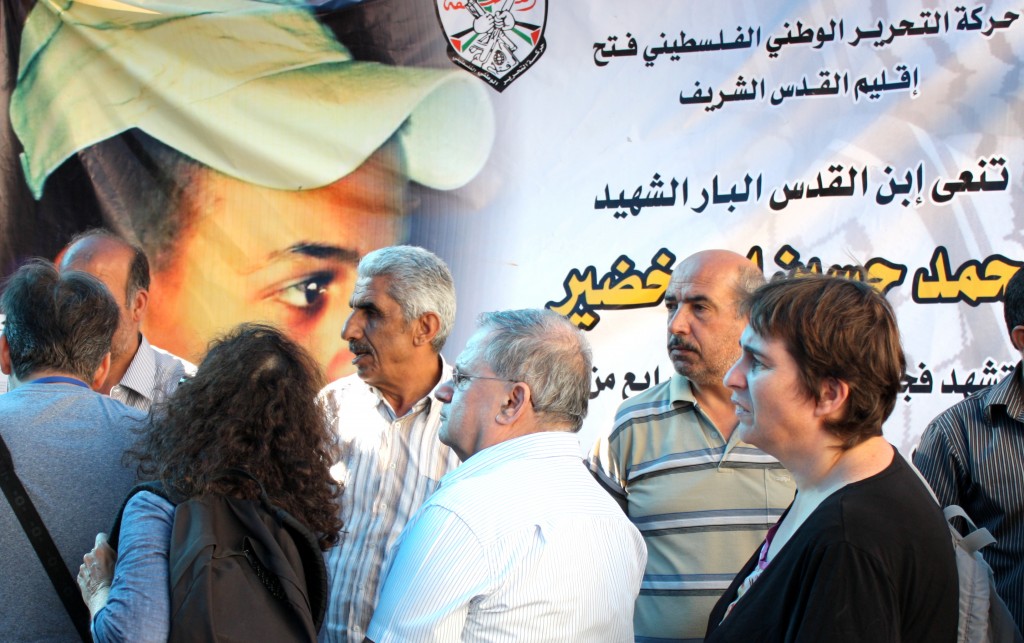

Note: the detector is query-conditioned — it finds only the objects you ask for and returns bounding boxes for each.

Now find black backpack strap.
[0,432,93,642]
[108,480,172,552]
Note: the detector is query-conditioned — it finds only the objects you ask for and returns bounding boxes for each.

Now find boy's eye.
[273,271,335,310]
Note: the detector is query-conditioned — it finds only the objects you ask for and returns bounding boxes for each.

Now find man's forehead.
[667,269,730,301]
[63,237,131,269]
[62,244,131,294]
[350,275,393,304]
[456,329,491,368]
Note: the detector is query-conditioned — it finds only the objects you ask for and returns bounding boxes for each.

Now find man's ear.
[412,312,441,348]
[0,333,11,376]
[814,377,849,420]
[495,382,532,426]
[89,352,112,392]
[130,288,149,324]
[1011,325,1024,353]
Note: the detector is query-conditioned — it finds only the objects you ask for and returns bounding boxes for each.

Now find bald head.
[60,231,151,361]
[61,232,150,301]
[665,249,764,387]
[671,250,764,307]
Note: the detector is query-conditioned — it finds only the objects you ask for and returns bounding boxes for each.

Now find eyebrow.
[682,294,711,304]
[270,243,361,263]
[740,340,768,361]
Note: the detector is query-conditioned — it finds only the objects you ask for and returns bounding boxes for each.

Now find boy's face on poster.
[143,144,406,381]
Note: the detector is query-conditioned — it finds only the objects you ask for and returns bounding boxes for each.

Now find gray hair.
[476,309,592,432]
[1,259,120,381]
[357,245,455,352]
[732,261,767,316]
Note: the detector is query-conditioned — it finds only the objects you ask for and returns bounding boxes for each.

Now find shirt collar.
[983,360,1024,424]
[369,355,450,421]
[440,431,581,488]
[668,371,698,405]
[116,334,156,402]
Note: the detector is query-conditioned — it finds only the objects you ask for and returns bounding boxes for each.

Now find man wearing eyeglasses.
[366,309,647,642]
[319,245,460,643]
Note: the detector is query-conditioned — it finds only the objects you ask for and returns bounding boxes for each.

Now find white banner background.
[431,0,1024,455]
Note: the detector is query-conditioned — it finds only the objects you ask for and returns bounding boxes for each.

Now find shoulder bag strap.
[0,432,93,642]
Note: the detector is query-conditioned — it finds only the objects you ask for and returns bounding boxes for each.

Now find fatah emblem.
[435,0,547,92]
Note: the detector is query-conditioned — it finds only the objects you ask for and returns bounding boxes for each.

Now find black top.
[705,448,958,643]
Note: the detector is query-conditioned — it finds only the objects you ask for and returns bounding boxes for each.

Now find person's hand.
[77,532,116,618]
[495,10,514,30]
[473,13,495,34]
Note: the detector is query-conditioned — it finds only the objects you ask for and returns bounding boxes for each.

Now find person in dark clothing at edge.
[706,274,958,642]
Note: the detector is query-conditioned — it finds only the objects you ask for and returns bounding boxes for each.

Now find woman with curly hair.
[76,323,342,642]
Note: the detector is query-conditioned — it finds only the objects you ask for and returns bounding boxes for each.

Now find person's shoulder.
[609,376,689,434]
[148,341,197,375]
[73,387,148,426]
[613,376,672,413]
[931,363,1023,427]
[929,388,989,426]
[127,488,177,517]
[832,453,948,543]
[318,373,376,424]
[100,394,149,424]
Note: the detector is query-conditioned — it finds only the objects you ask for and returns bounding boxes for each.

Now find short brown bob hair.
[743,274,906,449]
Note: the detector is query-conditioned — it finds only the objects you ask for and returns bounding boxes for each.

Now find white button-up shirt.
[110,335,195,412]
[368,431,648,643]
[319,364,459,643]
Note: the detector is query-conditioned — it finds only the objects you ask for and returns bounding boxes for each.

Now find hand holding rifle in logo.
[466,0,519,73]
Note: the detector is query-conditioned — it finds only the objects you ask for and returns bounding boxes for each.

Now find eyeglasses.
[451,365,517,391]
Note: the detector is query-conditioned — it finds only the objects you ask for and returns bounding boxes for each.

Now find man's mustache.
[668,336,699,354]
[349,341,371,354]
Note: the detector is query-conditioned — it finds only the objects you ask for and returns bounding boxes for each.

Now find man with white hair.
[368,309,646,642]
[320,245,461,642]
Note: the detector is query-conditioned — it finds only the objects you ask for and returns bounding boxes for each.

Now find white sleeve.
[367,505,491,643]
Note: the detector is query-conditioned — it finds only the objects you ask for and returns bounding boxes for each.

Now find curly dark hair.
[131,323,342,548]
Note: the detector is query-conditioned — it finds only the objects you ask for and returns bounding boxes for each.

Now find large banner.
[2,0,1022,454]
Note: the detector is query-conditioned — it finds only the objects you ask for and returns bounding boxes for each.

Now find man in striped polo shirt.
[590,249,796,641]
[915,267,1024,631]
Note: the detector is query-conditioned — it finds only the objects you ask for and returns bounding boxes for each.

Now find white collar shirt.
[367,431,648,643]
[110,335,196,412]
[319,359,460,643]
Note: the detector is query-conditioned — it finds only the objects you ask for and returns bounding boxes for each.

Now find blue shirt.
[92,491,174,643]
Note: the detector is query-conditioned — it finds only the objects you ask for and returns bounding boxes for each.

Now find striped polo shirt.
[589,373,795,642]
[914,361,1024,630]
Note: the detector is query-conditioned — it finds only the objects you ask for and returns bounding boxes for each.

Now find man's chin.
[353,361,380,386]
[670,358,700,380]
[678,367,720,388]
